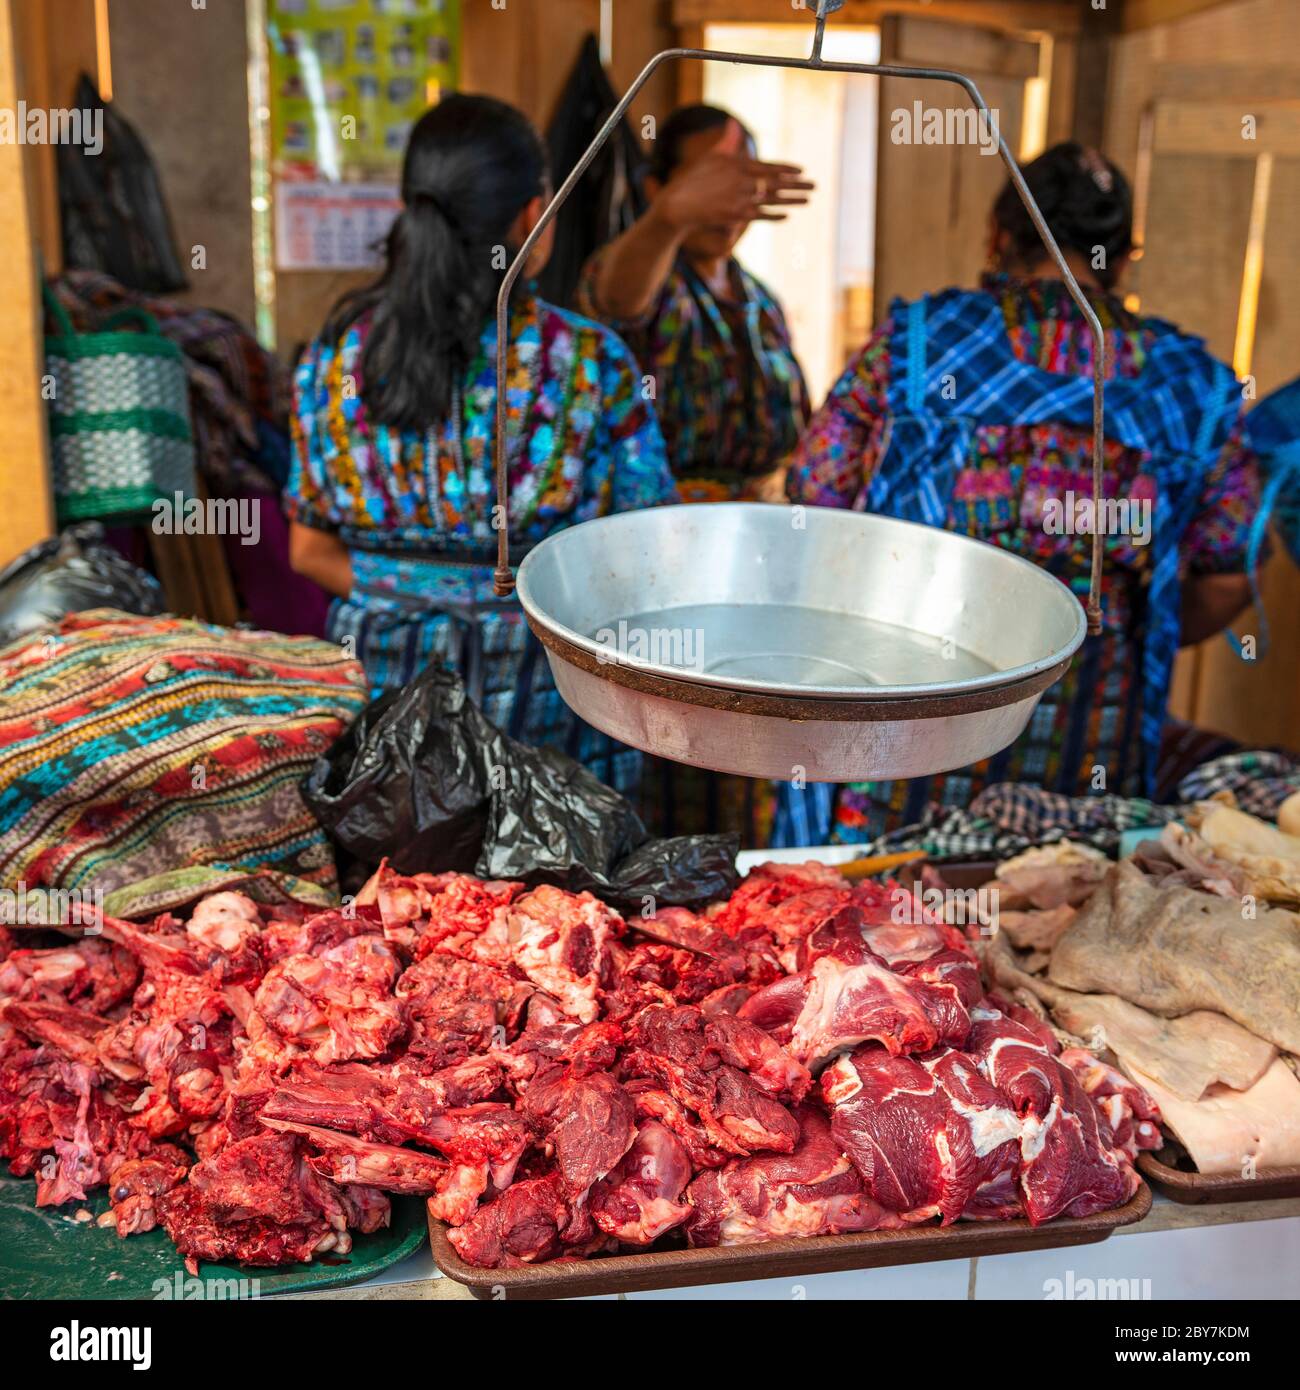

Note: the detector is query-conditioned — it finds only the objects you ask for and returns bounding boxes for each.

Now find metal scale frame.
[482,0,1106,783]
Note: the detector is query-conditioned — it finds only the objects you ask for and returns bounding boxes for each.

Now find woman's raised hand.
[654,118,814,231]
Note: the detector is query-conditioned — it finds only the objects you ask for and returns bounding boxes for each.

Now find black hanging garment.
[56,73,189,293]
[536,34,646,309]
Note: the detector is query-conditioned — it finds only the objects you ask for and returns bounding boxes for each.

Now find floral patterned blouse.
[288,289,675,556]
[576,251,809,501]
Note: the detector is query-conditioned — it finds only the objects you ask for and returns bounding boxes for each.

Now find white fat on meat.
[1018,1096,1062,1163]
[186,892,262,954]
[821,1055,862,1104]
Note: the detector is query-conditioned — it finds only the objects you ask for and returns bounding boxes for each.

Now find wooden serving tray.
[1137,1150,1300,1205]
[428,1183,1151,1300]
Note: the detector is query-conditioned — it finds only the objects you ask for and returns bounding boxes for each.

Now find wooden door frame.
[668,2,1087,145]
[0,0,57,569]
[670,2,1083,36]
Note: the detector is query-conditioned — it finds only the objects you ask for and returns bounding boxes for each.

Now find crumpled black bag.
[536,33,646,309]
[0,524,165,645]
[57,74,188,293]
[302,665,739,913]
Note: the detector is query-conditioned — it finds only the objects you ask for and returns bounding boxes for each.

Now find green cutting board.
[0,1166,426,1300]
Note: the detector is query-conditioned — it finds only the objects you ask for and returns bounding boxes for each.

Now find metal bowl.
[516,504,1086,781]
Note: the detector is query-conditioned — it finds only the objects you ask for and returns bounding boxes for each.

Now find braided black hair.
[992,142,1134,291]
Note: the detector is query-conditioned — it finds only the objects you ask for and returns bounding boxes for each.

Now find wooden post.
[0,0,56,570]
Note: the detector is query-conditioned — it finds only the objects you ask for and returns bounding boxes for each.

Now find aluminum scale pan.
[516,504,1086,781]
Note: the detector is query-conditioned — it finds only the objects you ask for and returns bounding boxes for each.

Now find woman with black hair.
[576,104,813,504]
[286,94,675,794]
[783,141,1261,845]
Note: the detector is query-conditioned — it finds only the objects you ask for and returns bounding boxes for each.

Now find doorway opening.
[701,22,879,405]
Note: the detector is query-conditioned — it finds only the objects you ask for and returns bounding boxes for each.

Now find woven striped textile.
[0,610,367,919]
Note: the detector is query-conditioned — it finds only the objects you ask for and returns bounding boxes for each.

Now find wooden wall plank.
[886,12,1041,76]
[1152,100,1300,157]
[108,0,257,332]
[1187,153,1300,752]
[1134,153,1253,360]
[1045,33,1077,147]
[1122,0,1247,31]
[11,0,99,273]
[1106,0,1300,752]
[0,0,56,569]
[874,14,1035,318]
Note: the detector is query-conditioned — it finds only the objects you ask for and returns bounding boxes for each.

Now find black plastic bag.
[302,665,739,912]
[0,524,165,645]
[57,74,188,293]
[536,33,647,309]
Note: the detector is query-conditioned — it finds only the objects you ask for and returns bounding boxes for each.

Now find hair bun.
[992,141,1134,290]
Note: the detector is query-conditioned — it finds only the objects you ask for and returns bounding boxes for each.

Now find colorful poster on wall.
[268,0,460,181]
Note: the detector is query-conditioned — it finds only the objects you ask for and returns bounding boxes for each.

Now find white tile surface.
[619,1254,972,1301]
[971,1217,1300,1301]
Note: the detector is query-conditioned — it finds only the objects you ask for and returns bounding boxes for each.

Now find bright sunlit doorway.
[702,23,879,407]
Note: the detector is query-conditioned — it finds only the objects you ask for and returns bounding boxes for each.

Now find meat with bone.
[419,1104,535,1224]
[687,1104,898,1247]
[519,1064,636,1196]
[505,885,623,1023]
[589,1120,692,1244]
[1,999,108,1070]
[739,904,976,1069]
[447,1170,575,1268]
[155,1129,392,1272]
[357,864,523,961]
[158,1182,339,1270]
[394,951,531,1065]
[102,1145,192,1235]
[185,892,264,955]
[621,1005,801,1157]
[624,1078,733,1170]
[253,934,406,1066]
[0,938,139,1012]
[260,1116,448,1194]
[0,855,1154,1272]
[707,860,851,943]
[259,1065,530,1225]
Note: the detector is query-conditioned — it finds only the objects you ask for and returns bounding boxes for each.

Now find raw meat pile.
[0,859,1159,1271]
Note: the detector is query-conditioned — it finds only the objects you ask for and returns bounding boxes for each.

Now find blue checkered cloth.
[773,288,1242,846]
[872,288,1240,799]
[1248,377,1300,567]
